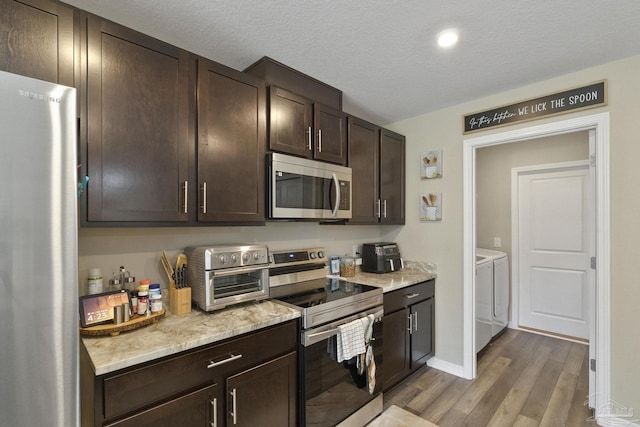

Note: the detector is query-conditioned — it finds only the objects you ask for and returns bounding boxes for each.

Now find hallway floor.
[382,329,595,426]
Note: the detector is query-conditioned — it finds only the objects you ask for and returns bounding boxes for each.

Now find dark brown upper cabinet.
[348,116,405,224]
[379,128,406,224]
[348,116,380,223]
[197,58,266,223]
[83,14,191,223]
[269,86,346,165]
[0,0,75,87]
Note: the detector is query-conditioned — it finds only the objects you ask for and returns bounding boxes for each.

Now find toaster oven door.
[207,265,269,310]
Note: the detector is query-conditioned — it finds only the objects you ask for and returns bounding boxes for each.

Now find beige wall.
[387,54,640,413]
[78,223,388,291]
[476,132,589,261]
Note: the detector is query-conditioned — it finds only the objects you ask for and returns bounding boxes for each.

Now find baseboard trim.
[426,357,466,378]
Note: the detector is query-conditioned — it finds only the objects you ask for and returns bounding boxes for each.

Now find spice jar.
[87,268,103,295]
[138,279,151,293]
[150,294,163,313]
[340,255,355,277]
[137,291,149,315]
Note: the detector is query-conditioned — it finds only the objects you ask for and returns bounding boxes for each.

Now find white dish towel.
[336,318,367,363]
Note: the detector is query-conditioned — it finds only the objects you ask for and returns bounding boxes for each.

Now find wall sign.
[463,80,607,134]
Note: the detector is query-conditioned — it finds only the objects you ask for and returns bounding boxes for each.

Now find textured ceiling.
[62,0,640,125]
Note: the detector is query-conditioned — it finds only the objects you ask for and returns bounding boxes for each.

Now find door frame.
[510,160,592,341]
[462,113,610,412]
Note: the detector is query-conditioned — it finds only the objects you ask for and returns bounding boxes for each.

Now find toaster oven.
[185,244,270,312]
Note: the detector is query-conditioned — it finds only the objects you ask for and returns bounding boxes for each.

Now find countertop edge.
[83,300,301,376]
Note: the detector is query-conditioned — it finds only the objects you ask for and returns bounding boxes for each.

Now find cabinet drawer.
[383,280,434,313]
[103,320,296,420]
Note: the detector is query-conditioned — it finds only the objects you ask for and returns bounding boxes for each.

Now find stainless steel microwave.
[267,153,352,220]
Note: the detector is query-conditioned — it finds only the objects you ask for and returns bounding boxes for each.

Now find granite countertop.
[346,261,437,293]
[82,263,435,376]
[82,299,301,376]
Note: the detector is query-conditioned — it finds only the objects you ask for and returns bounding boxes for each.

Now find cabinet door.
[197,58,265,222]
[379,128,405,224]
[226,351,297,427]
[410,298,434,368]
[269,86,313,158]
[314,103,346,165]
[106,383,219,427]
[0,0,74,86]
[348,116,380,223]
[382,308,410,391]
[85,15,190,222]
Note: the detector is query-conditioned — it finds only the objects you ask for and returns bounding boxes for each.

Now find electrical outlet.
[352,245,361,257]
[494,237,502,248]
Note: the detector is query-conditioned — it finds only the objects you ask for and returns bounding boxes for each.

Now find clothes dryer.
[475,255,493,352]
[477,248,509,337]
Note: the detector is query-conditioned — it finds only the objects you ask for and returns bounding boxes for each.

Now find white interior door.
[517,162,591,340]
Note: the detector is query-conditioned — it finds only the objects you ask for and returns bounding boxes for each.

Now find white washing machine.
[477,248,509,338]
[475,255,493,352]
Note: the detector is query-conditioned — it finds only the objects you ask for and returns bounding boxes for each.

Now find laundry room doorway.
[462,113,611,412]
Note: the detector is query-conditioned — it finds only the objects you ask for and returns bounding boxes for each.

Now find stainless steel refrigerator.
[0,70,79,426]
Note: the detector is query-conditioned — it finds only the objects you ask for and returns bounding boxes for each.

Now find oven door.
[269,153,352,220]
[300,306,383,427]
[205,265,269,311]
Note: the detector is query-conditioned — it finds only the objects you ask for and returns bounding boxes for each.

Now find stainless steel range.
[269,248,384,427]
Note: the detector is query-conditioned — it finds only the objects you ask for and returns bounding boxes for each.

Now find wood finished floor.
[383,329,595,426]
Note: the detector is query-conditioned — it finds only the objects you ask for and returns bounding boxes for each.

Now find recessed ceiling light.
[437,29,459,48]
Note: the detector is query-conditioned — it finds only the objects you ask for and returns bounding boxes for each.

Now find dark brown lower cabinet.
[226,352,297,427]
[81,320,297,427]
[382,280,435,391]
[410,297,434,366]
[382,308,411,389]
[105,383,218,427]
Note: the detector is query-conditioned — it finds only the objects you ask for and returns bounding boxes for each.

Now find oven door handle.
[304,308,384,346]
[211,265,269,277]
[307,327,341,342]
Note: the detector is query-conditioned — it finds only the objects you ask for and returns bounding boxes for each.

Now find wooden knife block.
[169,280,191,315]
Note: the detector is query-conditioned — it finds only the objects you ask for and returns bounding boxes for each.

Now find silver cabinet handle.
[406,293,420,299]
[183,181,188,214]
[413,312,418,332]
[210,397,217,427]
[376,199,381,218]
[407,314,413,334]
[307,126,312,151]
[207,353,242,369]
[230,388,237,425]
[318,128,322,152]
[201,182,207,214]
[383,199,388,218]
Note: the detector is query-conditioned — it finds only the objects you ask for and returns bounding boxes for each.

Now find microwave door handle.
[331,173,340,217]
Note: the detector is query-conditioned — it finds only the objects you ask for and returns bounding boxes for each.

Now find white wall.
[387,54,640,414]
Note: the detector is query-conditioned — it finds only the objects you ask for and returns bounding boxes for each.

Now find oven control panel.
[192,244,269,270]
[270,247,327,266]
